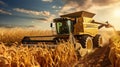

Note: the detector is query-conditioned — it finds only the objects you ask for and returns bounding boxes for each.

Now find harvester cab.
[52,18,73,34]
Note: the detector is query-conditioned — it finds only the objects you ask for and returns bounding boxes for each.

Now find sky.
[0,0,120,30]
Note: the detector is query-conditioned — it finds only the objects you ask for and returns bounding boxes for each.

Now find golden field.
[109,33,120,67]
[0,27,120,67]
[0,28,52,44]
[0,42,77,67]
[0,28,77,67]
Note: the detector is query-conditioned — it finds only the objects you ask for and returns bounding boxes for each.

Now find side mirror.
[50,23,53,28]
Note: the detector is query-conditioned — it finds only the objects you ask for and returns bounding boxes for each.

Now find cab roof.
[60,11,95,18]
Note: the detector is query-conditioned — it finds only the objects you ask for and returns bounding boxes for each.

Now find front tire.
[79,35,93,52]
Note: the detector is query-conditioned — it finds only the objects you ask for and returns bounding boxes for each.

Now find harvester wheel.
[93,34,103,48]
[80,36,93,52]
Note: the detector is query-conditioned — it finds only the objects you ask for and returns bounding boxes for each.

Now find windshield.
[56,20,72,34]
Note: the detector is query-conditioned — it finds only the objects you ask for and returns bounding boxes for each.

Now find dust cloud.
[99,27,117,45]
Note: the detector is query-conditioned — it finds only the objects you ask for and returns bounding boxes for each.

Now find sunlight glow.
[114,9,120,17]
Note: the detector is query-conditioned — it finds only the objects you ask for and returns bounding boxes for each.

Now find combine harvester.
[22,11,113,55]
